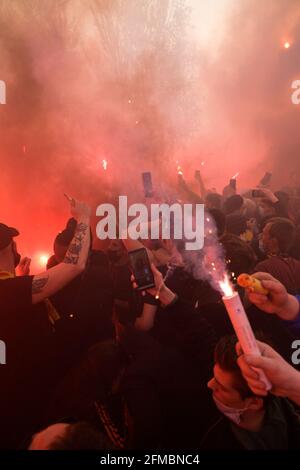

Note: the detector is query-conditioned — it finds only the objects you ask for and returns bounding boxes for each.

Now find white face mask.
[213,395,249,425]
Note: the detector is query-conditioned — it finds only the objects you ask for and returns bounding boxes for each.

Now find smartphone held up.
[128,248,155,291]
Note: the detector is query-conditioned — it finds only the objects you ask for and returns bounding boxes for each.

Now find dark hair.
[223,195,244,215]
[225,214,247,236]
[274,191,289,206]
[220,234,257,276]
[205,193,222,210]
[54,218,77,247]
[48,422,109,450]
[208,208,226,237]
[267,217,295,254]
[214,335,254,400]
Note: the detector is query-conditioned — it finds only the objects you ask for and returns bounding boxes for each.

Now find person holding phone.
[129,259,216,376]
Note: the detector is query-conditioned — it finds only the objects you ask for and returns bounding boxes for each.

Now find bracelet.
[142,293,160,306]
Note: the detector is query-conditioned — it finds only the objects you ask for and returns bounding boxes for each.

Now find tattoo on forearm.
[32,277,49,294]
[64,222,88,265]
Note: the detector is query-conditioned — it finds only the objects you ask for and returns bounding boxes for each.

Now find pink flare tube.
[222,292,272,391]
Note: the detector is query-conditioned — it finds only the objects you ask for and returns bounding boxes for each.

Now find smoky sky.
[0,0,299,270]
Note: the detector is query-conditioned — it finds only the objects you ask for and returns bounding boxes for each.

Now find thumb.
[151,263,161,278]
[243,354,272,372]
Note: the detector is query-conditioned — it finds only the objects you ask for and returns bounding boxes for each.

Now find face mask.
[213,395,249,425]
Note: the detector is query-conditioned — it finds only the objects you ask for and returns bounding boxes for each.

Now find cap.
[54,218,77,247]
[0,223,19,251]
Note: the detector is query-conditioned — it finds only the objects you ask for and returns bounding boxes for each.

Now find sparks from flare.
[219,273,234,297]
[102,159,108,171]
[176,160,184,176]
[231,172,239,179]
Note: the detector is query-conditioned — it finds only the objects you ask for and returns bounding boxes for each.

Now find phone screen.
[142,172,153,198]
[128,248,155,291]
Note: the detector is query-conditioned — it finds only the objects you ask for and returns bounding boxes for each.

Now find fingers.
[247,290,269,305]
[261,279,286,295]
[151,263,161,277]
[242,373,269,394]
[244,381,268,396]
[251,272,277,282]
[236,339,274,378]
[130,274,138,290]
[237,349,269,396]
[255,340,279,359]
[64,193,74,205]
[236,339,273,358]
[242,351,276,383]
[237,355,260,380]
[235,342,243,357]
[20,257,31,269]
[151,263,164,287]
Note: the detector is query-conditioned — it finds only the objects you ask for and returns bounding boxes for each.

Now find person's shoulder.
[200,416,242,450]
[254,258,271,271]
[0,276,33,302]
[290,257,300,267]
[0,275,33,288]
[0,276,34,312]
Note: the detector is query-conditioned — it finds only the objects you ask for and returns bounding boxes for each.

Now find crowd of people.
[1,173,300,450]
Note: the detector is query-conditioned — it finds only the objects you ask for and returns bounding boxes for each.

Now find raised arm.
[31,199,91,304]
[194,169,207,200]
